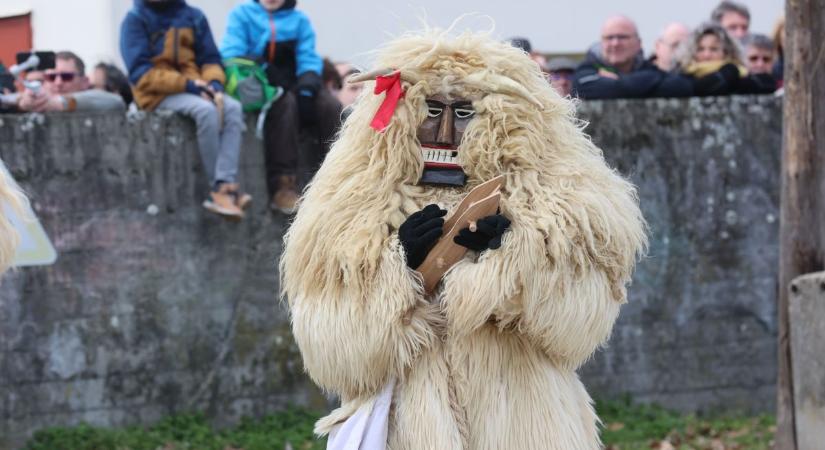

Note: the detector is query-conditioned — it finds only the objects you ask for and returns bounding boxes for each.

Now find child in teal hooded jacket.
[220,0,341,214]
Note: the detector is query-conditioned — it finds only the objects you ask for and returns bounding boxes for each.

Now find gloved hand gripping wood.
[400,176,506,294]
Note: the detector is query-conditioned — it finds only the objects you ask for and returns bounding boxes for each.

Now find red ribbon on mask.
[370,71,405,132]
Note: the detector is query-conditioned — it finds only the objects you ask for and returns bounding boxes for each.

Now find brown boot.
[203,183,244,220]
[224,182,252,210]
[270,175,299,214]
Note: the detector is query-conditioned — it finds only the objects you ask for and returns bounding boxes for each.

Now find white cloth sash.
[326,377,395,450]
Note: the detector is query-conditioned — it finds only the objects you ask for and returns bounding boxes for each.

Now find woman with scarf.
[675,22,776,96]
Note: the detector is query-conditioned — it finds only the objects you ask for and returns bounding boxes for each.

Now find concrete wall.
[0,111,326,449]
[580,96,781,413]
[0,95,781,448]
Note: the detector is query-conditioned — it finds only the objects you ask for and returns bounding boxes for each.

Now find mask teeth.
[422,148,459,165]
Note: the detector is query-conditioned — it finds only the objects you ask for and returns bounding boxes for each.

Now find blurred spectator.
[91,63,134,106]
[675,22,775,96]
[546,57,576,97]
[573,15,692,99]
[17,51,125,113]
[121,0,251,220]
[742,34,774,75]
[334,62,362,109]
[771,16,785,87]
[0,65,16,112]
[221,0,342,214]
[652,22,690,71]
[509,37,532,53]
[711,1,750,41]
[507,36,548,68]
[322,58,342,94]
[24,70,45,84]
[322,60,361,114]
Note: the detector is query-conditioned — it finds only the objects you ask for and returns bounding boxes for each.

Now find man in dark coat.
[573,15,691,99]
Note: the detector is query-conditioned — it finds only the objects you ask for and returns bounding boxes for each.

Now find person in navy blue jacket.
[221,0,342,214]
[121,0,251,220]
[573,16,692,99]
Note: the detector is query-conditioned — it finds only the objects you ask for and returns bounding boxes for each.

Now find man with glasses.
[17,51,125,112]
[573,15,691,99]
[742,33,775,76]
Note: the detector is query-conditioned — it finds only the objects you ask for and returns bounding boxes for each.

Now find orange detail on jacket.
[132,27,226,111]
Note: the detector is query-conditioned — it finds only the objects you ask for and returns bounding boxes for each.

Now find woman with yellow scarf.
[675,22,776,96]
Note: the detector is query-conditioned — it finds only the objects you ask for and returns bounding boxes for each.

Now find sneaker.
[203,183,244,220]
[270,175,299,214]
[224,182,252,210]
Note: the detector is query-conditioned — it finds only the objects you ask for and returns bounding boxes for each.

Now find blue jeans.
[158,93,244,187]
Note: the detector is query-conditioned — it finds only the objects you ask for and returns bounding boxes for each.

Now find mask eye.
[427,105,443,118]
[454,107,475,119]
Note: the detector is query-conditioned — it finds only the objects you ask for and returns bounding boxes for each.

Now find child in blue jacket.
[122,0,251,220]
[221,0,342,214]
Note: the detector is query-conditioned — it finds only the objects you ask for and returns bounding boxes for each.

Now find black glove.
[399,204,447,269]
[208,80,224,93]
[297,90,318,126]
[296,71,321,127]
[185,80,209,97]
[453,214,511,252]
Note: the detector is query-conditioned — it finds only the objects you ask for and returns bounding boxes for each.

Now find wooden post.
[778,1,825,448]
[788,272,825,450]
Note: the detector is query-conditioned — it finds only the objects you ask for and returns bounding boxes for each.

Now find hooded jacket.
[220,0,322,91]
[120,0,225,110]
[573,43,692,99]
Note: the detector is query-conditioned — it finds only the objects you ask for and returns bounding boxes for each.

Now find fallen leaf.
[725,427,749,439]
[659,440,675,450]
[709,438,725,450]
[608,422,626,431]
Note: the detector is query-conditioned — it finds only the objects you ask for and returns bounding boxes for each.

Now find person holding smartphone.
[16,51,126,113]
[121,0,251,220]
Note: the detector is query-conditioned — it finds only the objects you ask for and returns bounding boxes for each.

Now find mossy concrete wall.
[0,95,781,448]
[578,96,780,414]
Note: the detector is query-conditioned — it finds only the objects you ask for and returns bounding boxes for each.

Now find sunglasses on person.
[44,72,77,82]
[748,55,773,63]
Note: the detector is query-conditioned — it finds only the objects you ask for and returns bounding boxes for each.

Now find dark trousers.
[263,88,342,195]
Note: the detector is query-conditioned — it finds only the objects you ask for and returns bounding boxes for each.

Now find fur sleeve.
[441,171,646,370]
[283,231,442,399]
[0,162,26,275]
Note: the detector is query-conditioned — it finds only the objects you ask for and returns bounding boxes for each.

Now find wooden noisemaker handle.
[416,191,501,294]
[442,175,504,232]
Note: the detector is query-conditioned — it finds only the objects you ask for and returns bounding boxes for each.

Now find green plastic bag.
[224,57,282,112]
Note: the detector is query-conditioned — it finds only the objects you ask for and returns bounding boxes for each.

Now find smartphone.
[16,51,56,71]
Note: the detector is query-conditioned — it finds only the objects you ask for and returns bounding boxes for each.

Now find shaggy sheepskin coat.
[0,161,25,275]
[281,30,647,450]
